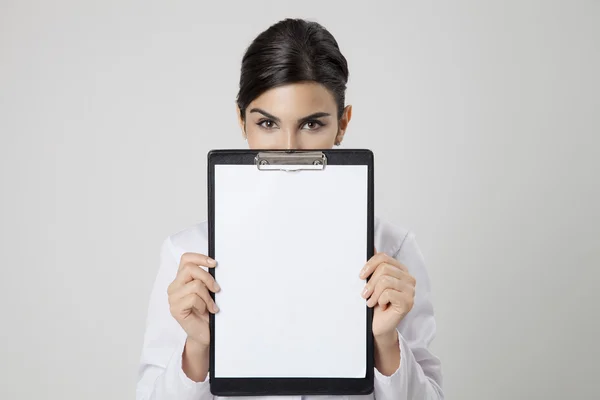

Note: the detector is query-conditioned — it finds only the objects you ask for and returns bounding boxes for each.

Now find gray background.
[1,1,599,399]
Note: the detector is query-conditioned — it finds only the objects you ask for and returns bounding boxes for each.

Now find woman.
[137,18,443,400]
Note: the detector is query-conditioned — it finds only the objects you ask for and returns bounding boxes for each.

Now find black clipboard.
[207,149,374,396]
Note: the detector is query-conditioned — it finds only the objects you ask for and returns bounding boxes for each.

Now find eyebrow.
[249,108,331,124]
[298,112,331,124]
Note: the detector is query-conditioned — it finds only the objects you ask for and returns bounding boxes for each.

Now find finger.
[362,264,406,299]
[371,262,406,285]
[381,255,405,271]
[377,288,401,308]
[171,293,207,317]
[369,264,415,295]
[172,279,219,313]
[366,275,403,307]
[178,252,217,272]
[378,289,414,314]
[359,252,406,279]
[170,263,221,294]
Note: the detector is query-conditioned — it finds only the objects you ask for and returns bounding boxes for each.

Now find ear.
[237,106,246,140]
[336,105,352,145]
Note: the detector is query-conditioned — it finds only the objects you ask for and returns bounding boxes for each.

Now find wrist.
[185,337,210,354]
[374,329,399,349]
[182,337,210,382]
[373,330,401,376]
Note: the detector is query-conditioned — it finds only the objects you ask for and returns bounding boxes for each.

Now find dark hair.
[236,18,349,120]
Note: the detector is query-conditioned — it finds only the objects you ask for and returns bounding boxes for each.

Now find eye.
[301,120,325,131]
[257,119,278,130]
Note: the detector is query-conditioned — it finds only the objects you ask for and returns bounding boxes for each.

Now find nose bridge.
[283,127,297,149]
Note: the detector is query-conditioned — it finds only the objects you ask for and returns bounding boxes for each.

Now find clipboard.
[207,149,374,396]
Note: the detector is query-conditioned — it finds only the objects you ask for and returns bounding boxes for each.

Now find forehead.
[247,82,337,118]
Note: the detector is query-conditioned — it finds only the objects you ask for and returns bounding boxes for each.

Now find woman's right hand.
[167,252,220,347]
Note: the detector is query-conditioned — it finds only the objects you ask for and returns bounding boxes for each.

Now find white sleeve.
[373,232,444,400]
[136,237,214,400]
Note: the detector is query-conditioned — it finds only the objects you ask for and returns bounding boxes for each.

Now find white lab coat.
[136,217,444,400]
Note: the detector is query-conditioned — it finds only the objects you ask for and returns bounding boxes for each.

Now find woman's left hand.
[360,250,416,340]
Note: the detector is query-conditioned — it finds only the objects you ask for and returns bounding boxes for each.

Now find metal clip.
[255,151,327,172]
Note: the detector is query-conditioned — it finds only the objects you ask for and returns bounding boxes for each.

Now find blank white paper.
[214,164,368,378]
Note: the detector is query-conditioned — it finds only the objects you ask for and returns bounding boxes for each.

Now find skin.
[167,81,417,382]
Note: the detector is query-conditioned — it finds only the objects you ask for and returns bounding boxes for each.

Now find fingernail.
[362,286,369,298]
[214,282,221,292]
[359,267,367,278]
[214,304,220,313]
[207,258,217,267]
